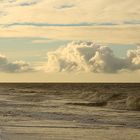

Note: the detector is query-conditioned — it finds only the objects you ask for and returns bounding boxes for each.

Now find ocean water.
[0,83,140,140]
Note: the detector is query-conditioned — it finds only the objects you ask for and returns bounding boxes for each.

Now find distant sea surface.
[0,83,140,140]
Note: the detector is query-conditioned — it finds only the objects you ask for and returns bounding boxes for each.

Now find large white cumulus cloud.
[0,54,33,73]
[44,41,140,73]
[127,47,140,70]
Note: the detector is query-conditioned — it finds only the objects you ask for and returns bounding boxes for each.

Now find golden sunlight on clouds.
[0,0,140,44]
[0,25,140,44]
[0,0,140,82]
[0,0,139,24]
[42,41,140,73]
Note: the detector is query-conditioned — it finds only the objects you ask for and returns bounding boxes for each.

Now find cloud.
[55,3,75,10]
[0,25,140,44]
[32,39,53,44]
[19,2,37,7]
[43,41,140,73]
[0,54,33,73]
[2,21,140,28]
[127,47,140,70]
[2,22,94,28]
[124,20,140,25]
[0,0,139,44]
[0,0,39,6]
[0,0,140,24]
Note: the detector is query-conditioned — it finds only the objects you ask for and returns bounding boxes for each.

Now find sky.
[0,0,140,82]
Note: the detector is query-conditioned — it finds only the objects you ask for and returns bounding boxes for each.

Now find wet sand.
[0,83,140,140]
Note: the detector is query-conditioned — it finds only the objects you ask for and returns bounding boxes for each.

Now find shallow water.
[0,83,140,140]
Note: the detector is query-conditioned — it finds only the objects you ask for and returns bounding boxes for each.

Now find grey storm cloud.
[44,41,140,73]
[0,54,33,73]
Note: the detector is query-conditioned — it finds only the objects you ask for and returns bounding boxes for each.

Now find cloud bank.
[0,54,33,73]
[0,0,140,43]
[44,41,140,73]
[0,0,139,44]
[0,0,139,24]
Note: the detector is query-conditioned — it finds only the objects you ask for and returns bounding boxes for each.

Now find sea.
[0,83,140,140]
